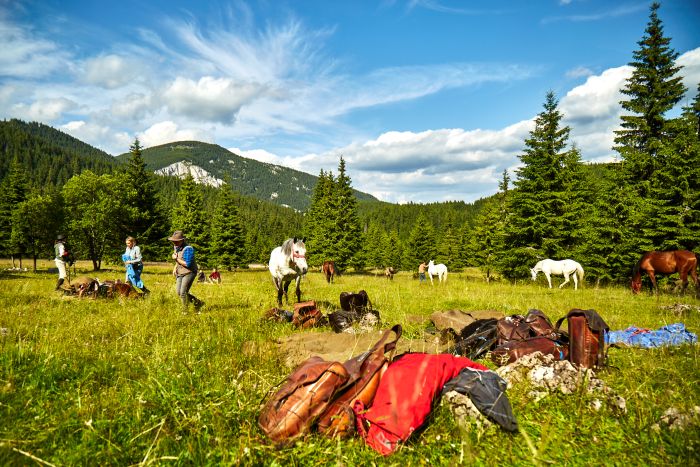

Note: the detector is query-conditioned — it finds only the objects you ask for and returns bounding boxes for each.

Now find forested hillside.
[0,119,116,186]
[115,141,377,211]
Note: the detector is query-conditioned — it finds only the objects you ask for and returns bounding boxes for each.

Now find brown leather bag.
[556,309,609,369]
[339,290,371,314]
[316,324,402,438]
[497,309,559,345]
[491,336,569,366]
[292,300,322,329]
[258,357,350,444]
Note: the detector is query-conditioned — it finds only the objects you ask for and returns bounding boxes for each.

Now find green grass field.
[1,260,699,466]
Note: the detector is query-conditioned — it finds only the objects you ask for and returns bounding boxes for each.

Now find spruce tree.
[403,213,436,270]
[123,138,169,260]
[468,171,510,281]
[502,92,579,278]
[172,174,210,266]
[614,2,686,190]
[0,157,29,261]
[210,185,246,270]
[304,170,334,265]
[334,158,363,270]
[436,214,460,268]
[385,229,403,271]
[364,220,387,269]
[645,92,700,251]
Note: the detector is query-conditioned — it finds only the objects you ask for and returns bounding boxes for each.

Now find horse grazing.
[269,238,308,306]
[322,260,336,283]
[427,260,447,284]
[384,267,396,280]
[530,259,584,290]
[631,250,698,295]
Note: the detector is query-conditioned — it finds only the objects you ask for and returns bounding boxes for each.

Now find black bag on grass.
[453,318,499,360]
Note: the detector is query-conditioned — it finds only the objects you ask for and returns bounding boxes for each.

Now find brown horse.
[322,260,336,283]
[631,250,699,294]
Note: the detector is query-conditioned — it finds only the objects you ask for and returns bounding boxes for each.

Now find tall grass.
[1,260,698,465]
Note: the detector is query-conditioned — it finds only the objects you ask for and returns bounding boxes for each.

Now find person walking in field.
[168,230,204,312]
[418,261,427,284]
[122,236,148,294]
[54,234,72,290]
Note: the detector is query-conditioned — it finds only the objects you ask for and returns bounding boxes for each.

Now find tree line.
[0,3,697,282]
[300,2,700,283]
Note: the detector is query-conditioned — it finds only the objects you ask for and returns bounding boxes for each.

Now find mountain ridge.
[116,140,378,211]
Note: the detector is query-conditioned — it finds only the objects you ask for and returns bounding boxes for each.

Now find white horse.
[269,238,308,306]
[530,259,584,290]
[427,260,448,284]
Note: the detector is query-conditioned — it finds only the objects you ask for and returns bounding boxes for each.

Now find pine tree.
[403,213,436,270]
[123,138,169,260]
[468,170,510,281]
[614,2,686,190]
[172,174,210,266]
[304,170,334,266]
[436,214,460,268]
[334,158,363,270]
[502,92,580,278]
[0,157,29,261]
[364,220,387,269]
[645,90,700,251]
[385,229,403,271]
[210,185,246,270]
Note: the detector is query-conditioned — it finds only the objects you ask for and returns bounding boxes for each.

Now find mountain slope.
[117,141,377,211]
[0,119,117,186]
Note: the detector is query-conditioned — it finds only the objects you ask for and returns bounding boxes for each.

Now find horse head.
[630,279,642,294]
[290,238,308,275]
[530,268,538,281]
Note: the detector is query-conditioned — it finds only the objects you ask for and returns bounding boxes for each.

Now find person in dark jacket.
[168,230,204,312]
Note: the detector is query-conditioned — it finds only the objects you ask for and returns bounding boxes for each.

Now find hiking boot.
[194,299,205,313]
[55,278,64,291]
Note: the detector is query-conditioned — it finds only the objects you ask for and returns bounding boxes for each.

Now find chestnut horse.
[322,260,336,283]
[631,250,698,294]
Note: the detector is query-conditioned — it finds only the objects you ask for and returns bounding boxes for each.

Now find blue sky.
[1,0,699,203]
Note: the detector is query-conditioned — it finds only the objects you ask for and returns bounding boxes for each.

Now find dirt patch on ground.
[274,328,452,368]
[430,309,503,333]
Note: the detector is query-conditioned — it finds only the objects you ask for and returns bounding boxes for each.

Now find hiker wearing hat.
[168,230,204,312]
[54,234,71,290]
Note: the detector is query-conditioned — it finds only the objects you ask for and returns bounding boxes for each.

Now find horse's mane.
[280,238,305,258]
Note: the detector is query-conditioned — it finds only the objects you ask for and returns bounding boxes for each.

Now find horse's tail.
[576,264,584,282]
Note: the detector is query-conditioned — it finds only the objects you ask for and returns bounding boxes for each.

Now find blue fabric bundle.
[606,323,697,348]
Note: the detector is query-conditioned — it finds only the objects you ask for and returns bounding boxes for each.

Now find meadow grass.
[0,260,698,466]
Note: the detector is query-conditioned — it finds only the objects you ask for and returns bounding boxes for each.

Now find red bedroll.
[353,353,488,456]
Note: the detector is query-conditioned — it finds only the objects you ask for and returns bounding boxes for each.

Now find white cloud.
[162,76,263,123]
[566,66,595,79]
[110,92,155,119]
[61,120,132,154]
[228,147,284,165]
[138,121,212,148]
[678,48,700,94]
[0,16,72,78]
[11,97,76,121]
[83,54,141,89]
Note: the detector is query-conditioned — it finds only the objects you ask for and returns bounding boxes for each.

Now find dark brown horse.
[322,260,336,284]
[631,250,699,294]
